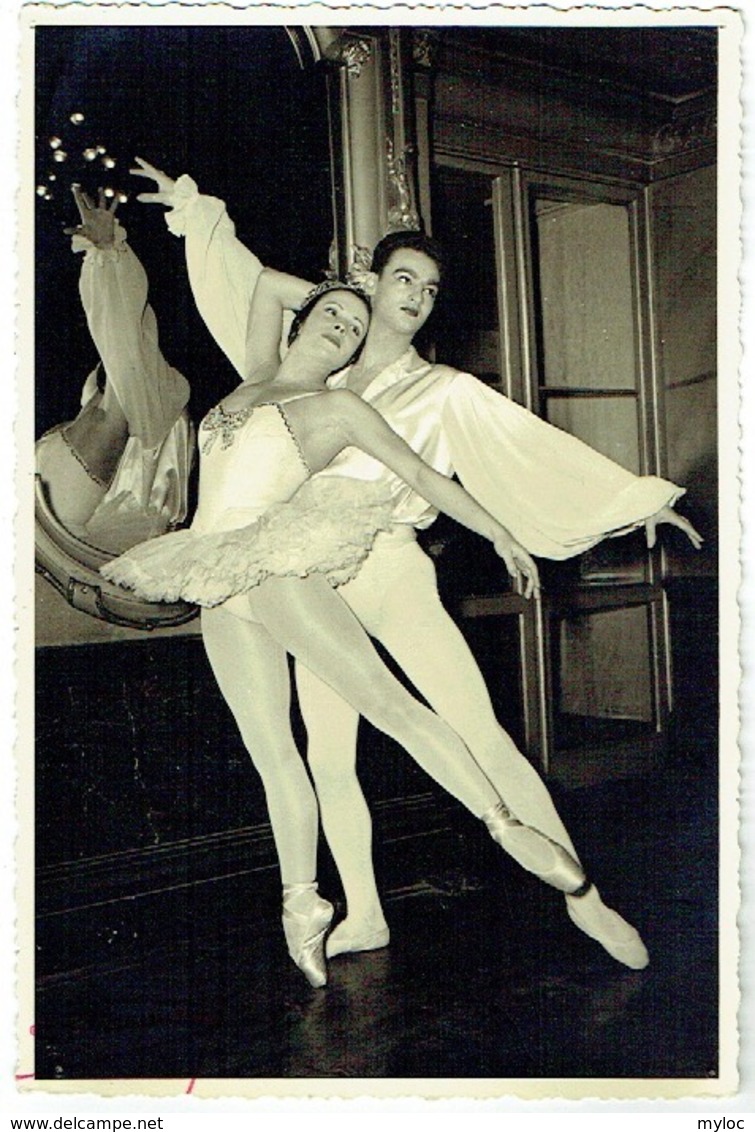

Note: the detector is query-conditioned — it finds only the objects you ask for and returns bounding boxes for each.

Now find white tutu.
[101,477,395,605]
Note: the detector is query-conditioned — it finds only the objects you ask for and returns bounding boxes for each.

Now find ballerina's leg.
[246,574,499,819]
[200,605,320,883]
[371,554,583,858]
[368,557,648,967]
[201,605,333,987]
[296,660,388,957]
[290,554,648,968]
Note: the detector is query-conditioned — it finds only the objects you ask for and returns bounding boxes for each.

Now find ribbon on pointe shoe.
[481,800,586,893]
[282,883,334,988]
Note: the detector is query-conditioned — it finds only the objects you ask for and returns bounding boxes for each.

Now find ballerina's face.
[296,290,370,371]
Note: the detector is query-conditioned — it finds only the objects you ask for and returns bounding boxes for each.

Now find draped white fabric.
[76,224,190,450]
[85,409,194,552]
[441,373,683,560]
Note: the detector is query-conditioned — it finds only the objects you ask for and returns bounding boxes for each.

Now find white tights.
[295,538,583,926]
[201,572,502,886]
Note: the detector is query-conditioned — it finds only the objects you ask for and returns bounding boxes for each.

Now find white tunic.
[165,180,682,561]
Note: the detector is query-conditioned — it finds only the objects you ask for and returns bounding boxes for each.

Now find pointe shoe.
[282,883,335,988]
[566,884,649,970]
[325,921,390,959]
[482,801,586,893]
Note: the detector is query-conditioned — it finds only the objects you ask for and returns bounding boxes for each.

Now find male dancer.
[132,159,701,970]
[36,187,193,555]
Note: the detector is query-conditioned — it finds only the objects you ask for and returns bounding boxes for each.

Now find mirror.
[34,25,335,630]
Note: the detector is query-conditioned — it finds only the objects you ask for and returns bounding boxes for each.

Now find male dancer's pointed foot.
[481,801,648,970]
[326,918,390,959]
[566,884,649,970]
[482,801,585,893]
[282,883,335,988]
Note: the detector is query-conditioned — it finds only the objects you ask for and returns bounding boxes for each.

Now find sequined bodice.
[191,400,313,536]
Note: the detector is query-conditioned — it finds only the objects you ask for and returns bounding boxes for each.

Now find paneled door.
[492,168,671,786]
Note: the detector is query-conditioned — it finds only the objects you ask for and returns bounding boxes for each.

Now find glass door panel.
[554,604,655,735]
[546,397,641,471]
[530,189,649,586]
[547,603,662,784]
[534,200,637,390]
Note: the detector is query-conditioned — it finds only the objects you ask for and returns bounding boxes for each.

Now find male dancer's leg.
[354,542,582,856]
[296,541,650,971]
[296,669,385,944]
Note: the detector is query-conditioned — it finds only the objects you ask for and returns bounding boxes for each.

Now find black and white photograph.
[13,1,742,1104]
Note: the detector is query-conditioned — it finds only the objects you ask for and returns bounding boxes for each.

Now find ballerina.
[104,272,569,987]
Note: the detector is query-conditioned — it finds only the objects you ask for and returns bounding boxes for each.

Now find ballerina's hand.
[63,186,118,247]
[645,505,704,550]
[492,529,541,599]
[129,156,178,206]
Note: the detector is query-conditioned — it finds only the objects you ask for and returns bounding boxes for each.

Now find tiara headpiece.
[302,278,370,307]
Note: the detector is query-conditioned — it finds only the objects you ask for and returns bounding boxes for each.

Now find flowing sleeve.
[76,225,190,450]
[164,175,265,378]
[442,373,685,560]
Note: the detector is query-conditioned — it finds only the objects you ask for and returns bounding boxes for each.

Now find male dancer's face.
[369,248,440,340]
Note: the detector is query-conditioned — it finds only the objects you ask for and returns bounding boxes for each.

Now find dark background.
[34,25,333,435]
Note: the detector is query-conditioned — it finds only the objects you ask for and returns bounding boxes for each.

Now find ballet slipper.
[482,800,586,893]
[325,919,390,959]
[566,884,649,970]
[281,882,334,988]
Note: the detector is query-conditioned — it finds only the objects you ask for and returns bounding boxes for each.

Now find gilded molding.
[324,34,373,78]
[327,241,373,283]
[386,137,421,232]
[412,28,438,69]
[389,31,402,116]
[348,244,374,282]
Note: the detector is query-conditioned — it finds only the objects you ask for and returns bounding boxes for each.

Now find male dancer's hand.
[130,156,178,207]
[645,505,703,550]
[64,186,118,247]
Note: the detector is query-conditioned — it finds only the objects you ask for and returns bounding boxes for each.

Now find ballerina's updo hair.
[287,280,372,366]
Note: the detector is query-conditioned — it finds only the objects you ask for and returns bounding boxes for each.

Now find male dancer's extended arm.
[70,185,190,451]
[130,160,700,552]
[440,371,702,556]
[131,158,312,381]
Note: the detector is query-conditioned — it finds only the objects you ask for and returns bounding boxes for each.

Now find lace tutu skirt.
[101,477,395,606]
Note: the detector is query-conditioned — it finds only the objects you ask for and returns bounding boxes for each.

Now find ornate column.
[411,27,439,235]
[313,28,423,277]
